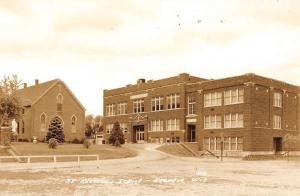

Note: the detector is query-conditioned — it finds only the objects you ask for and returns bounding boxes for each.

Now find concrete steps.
[178,143,200,157]
[243,154,287,161]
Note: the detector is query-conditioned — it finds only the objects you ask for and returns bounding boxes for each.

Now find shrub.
[83,139,92,149]
[114,139,121,147]
[48,138,58,149]
[72,138,81,144]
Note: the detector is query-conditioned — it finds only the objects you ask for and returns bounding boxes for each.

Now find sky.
[0,0,300,116]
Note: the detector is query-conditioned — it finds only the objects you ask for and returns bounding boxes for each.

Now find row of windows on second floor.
[203,89,284,108]
[105,89,285,117]
[105,94,182,116]
[204,113,284,130]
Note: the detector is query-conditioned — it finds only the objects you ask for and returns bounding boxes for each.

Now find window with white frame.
[273,115,281,129]
[204,115,222,129]
[133,99,144,113]
[117,102,127,115]
[187,95,196,115]
[71,115,77,133]
[230,137,237,150]
[224,113,244,128]
[273,92,282,107]
[106,104,116,116]
[151,97,164,111]
[120,123,128,133]
[166,94,180,109]
[106,124,113,134]
[150,120,164,132]
[166,119,180,131]
[203,137,243,151]
[204,92,222,107]
[224,137,229,150]
[224,88,244,105]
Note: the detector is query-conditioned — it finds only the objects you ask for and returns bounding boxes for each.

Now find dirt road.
[1,144,300,195]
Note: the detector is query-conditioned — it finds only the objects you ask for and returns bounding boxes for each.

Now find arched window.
[57,94,63,112]
[40,113,47,132]
[71,115,77,133]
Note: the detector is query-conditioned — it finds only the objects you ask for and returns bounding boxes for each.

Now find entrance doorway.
[133,125,144,143]
[187,125,196,142]
[273,137,282,153]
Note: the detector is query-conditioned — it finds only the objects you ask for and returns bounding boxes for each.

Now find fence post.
[27,157,31,164]
[77,156,80,168]
[53,156,57,169]
[97,155,99,169]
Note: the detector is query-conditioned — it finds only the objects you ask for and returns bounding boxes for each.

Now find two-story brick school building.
[103,73,300,155]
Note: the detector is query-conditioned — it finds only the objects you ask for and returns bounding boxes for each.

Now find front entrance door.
[273,137,282,153]
[187,125,196,142]
[133,125,144,143]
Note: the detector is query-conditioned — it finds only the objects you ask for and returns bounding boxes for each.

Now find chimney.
[23,83,27,88]
[137,78,146,85]
[35,79,39,85]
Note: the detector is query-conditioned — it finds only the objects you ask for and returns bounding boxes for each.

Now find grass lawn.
[5,142,137,162]
[157,144,193,157]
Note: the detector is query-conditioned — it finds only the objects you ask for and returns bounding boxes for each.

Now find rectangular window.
[224,88,244,105]
[167,94,180,109]
[273,115,281,129]
[117,102,127,115]
[133,99,144,113]
[224,137,229,150]
[150,120,164,132]
[224,90,231,105]
[166,119,180,131]
[204,115,222,129]
[204,92,222,107]
[106,104,116,116]
[210,137,216,151]
[231,113,237,128]
[216,137,221,150]
[203,137,209,150]
[224,113,244,128]
[230,137,237,151]
[106,124,113,134]
[187,95,196,115]
[237,137,243,150]
[151,97,164,111]
[273,92,282,107]
[120,123,128,133]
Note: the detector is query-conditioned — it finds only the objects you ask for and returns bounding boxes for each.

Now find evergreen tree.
[46,116,65,143]
[109,121,125,146]
[85,123,93,138]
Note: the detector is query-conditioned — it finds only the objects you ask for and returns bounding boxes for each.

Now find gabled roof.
[15,79,86,111]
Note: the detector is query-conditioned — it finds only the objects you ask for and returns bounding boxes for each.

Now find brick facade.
[16,79,85,142]
[103,73,300,155]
